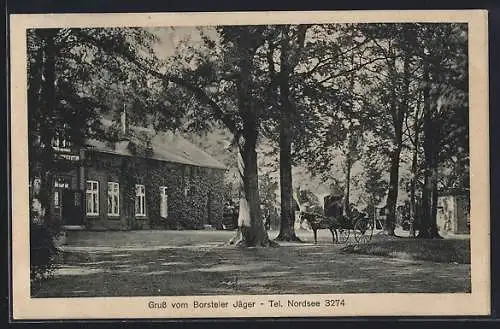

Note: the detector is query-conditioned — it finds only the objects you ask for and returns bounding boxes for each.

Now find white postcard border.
[10,10,490,319]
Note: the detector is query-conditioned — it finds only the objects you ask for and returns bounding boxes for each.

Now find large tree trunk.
[417,58,442,239]
[275,111,301,242]
[409,94,422,238]
[409,130,419,238]
[385,143,402,235]
[344,55,356,219]
[386,52,410,236]
[37,29,58,231]
[419,131,442,239]
[275,26,301,242]
[30,30,60,290]
[229,133,276,247]
[229,31,277,247]
[419,153,441,239]
[384,59,400,236]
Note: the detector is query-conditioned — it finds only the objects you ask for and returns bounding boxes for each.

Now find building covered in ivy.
[46,114,227,231]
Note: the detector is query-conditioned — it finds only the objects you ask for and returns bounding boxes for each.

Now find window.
[107,182,120,216]
[86,181,99,216]
[54,177,69,189]
[51,125,72,152]
[54,191,60,208]
[53,177,70,208]
[135,184,146,216]
[159,186,168,218]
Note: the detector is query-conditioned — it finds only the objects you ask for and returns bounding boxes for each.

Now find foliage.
[259,172,279,212]
[277,23,468,234]
[162,23,467,231]
[30,223,60,295]
[27,27,167,282]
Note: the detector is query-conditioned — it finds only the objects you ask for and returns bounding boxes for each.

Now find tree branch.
[266,41,279,111]
[73,29,238,134]
[404,113,418,148]
[317,56,393,85]
[301,38,372,79]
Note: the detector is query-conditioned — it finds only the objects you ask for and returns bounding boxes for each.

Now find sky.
[147,26,217,60]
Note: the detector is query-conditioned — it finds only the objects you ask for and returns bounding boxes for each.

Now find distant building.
[374,200,408,230]
[32,114,226,231]
[436,189,470,235]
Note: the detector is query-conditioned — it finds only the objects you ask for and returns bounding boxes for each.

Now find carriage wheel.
[336,228,350,244]
[354,218,374,244]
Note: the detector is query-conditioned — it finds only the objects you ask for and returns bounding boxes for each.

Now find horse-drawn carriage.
[299,194,374,245]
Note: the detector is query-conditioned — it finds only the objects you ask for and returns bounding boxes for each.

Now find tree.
[28,27,161,290]
[274,23,468,239]
[416,24,468,238]
[28,29,60,292]
[261,25,310,242]
[79,26,280,246]
[292,24,383,215]
[342,122,364,216]
[359,24,423,235]
[405,90,424,237]
[28,27,162,219]
[29,29,58,231]
[226,27,275,246]
[383,40,408,236]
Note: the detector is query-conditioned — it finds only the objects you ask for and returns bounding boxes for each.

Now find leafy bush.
[30,223,60,295]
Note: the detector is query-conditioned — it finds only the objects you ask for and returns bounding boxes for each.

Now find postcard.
[10,10,490,319]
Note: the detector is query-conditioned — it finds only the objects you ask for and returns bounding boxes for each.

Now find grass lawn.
[32,229,471,297]
[341,235,470,264]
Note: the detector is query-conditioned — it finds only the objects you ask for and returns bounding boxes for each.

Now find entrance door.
[61,190,84,226]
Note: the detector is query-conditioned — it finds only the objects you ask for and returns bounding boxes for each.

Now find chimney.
[120,107,127,135]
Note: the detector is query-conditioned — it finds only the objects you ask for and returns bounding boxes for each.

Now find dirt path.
[35,230,470,297]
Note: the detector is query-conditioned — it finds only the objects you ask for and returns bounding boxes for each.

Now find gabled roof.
[84,119,226,170]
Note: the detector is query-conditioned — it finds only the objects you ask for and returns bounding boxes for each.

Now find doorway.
[61,190,85,226]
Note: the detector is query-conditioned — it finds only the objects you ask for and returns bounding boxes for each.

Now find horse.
[299,211,342,244]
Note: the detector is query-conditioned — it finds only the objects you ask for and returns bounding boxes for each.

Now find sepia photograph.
[10,10,489,319]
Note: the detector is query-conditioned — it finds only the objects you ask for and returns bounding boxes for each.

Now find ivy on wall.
[146,161,182,229]
[86,147,225,230]
[146,163,225,230]
[120,156,141,229]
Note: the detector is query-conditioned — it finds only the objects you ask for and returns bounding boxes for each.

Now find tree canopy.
[28,22,469,245]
